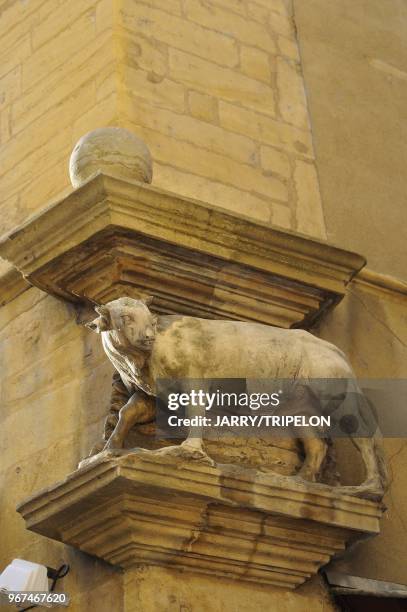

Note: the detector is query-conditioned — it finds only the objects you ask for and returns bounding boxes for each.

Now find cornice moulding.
[17,452,383,589]
[0,173,366,327]
[353,268,407,302]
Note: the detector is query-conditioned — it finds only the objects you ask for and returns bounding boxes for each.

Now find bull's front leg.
[179,399,206,455]
[88,372,130,457]
[104,391,155,450]
[156,383,214,464]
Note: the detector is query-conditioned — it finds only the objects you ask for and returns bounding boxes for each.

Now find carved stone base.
[17,451,383,589]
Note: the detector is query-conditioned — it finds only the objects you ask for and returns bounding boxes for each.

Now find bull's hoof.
[338,479,384,501]
[154,442,215,466]
[294,469,318,483]
[78,448,128,469]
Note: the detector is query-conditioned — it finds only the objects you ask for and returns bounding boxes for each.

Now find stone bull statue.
[86,297,388,500]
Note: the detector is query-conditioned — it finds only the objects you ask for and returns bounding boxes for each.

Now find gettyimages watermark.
[155,378,407,439]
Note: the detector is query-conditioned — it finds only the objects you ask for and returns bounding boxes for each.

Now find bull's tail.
[373,436,390,493]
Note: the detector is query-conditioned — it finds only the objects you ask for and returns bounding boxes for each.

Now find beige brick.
[0,126,73,200]
[118,30,168,75]
[0,4,42,57]
[96,0,114,33]
[32,1,97,49]
[240,45,271,83]
[211,0,246,16]
[123,66,185,112]
[278,35,300,62]
[0,107,12,145]
[0,35,31,79]
[0,0,47,35]
[294,160,327,239]
[219,101,314,156]
[22,12,98,91]
[269,9,294,37]
[277,56,309,129]
[169,49,276,117]
[123,96,257,165]
[0,66,21,109]
[19,155,72,221]
[96,64,116,101]
[268,0,289,14]
[184,0,276,54]
[72,92,117,142]
[34,0,68,25]
[272,202,292,229]
[13,33,111,134]
[130,0,183,16]
[247,2,270,24]
[0,195,22,236]
[128,123,287,202]
[0,82,96,180]
[188,91,218,123]
[154,163,274,223]
[119,2,239,68]
[260,145,291,178]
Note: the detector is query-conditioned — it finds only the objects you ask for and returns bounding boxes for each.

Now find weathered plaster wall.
[294,0,407,585]
[295,0,407,278]
[316,282,407,585]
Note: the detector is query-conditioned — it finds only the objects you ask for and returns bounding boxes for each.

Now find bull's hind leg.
[340,437,386,500]
[297,437,328,482]
[285,385,328,482]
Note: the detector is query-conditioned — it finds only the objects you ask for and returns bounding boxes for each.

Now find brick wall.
[0,0,116,237]
[0,0,327,249]
[117,0,327,237]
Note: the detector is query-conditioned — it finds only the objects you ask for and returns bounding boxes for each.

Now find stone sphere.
[69,127,153,188]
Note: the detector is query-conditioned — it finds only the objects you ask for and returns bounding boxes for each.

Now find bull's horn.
[142,295,154,305]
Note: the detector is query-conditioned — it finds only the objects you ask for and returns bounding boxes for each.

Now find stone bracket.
[0,173,366,327]
[17,452,383,589]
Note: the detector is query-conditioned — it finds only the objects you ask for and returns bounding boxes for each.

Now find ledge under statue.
[83,295,388,502]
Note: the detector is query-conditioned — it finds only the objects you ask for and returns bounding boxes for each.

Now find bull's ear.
[142,295,154,306]
[86,314,111,333]
[86,317,102,333]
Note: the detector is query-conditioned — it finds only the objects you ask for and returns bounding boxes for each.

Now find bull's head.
[86,296,156,350]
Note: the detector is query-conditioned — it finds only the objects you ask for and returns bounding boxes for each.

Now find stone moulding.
[0,265,30,307]
[0,173,366,327]
[17,452,382,589]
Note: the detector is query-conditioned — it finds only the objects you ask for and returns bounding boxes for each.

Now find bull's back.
[151,317,353,380]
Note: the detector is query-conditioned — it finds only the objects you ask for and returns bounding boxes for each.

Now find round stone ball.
[69,127,153,188]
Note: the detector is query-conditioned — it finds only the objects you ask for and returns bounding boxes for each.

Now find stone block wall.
[0,0,115,238]
[116,0,326,236]
[0,0,327,244]
[0,288,123,610]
